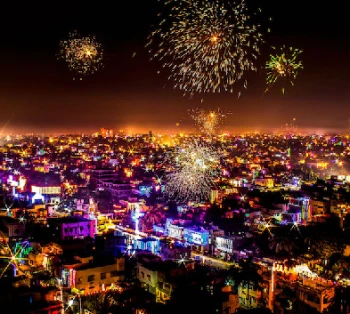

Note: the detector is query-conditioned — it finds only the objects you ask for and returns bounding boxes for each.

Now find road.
[112,223,236,270]
[191,251,235,270]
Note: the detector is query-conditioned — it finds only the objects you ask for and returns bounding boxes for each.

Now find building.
[100,180,133,199]
[62,256,125,294]
[165,219,184,240]
[183,226,209,252]
[47,217,96,240]
[0,216,25,242]
[309,198,330,218]
[95,233,126,257]
[254,177,274,189]
[100,128,114,138]
[296,279,335,313]
[136,257,191,303]
[90,169,118,188]
[137,258,161,295]
[215,236,235,258]
[238,282,262,309]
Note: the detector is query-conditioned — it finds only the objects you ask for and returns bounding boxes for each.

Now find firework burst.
[58,30,103,79]
[265,46,303,94]
[0,240,31,278]
[189,108,227,135]
[165,140,220,201]
[147,0,264,95]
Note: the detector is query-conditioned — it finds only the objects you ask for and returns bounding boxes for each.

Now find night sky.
[1,0,350,135]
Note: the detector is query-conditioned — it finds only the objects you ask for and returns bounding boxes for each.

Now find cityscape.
[1,1,350,314]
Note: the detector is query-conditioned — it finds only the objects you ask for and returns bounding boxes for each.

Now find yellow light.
[210,35,218,43]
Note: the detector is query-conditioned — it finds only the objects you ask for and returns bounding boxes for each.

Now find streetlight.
[67,295,82,314]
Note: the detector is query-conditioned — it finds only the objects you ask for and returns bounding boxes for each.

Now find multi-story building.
[0,216,25,242]
[296,279,335,313]
[183,226,210,252]
[47,216,96,240]
[62,256,125,294]
[137,257,191,303]
[238,282,262,309]
[95,233,126,257]
[101,180,133,199]
[137,259,160,294]
[165,219,184,240]
[309,198,330,218]
[90,169,118,188]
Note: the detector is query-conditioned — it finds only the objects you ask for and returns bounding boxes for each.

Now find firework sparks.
[147,0,264,95]
[265,46,303,94]
[189,108,227,135]
[58,30,103,79]
[165,140,220,201]
[0,240,31,278]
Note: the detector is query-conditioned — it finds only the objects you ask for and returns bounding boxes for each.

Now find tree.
[82,292,116,314]
[166,281,218,314]
[268,236,295,257]
[313,237,344,265]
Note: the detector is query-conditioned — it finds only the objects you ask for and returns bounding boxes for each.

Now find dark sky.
[1,0,350,135]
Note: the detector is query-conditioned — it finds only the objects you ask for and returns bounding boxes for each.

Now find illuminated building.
[137,258,191,303]
[238,282,262,309]
[31,185,61,196]
[288,196,310,221]
[100,128,114,138]
[183,226,209,251]
[138,183,153,197]
[210,188,219,204]
[62,256,125,294]
[165,219,184,240]
[215,236,234,255]
[90,169,118,187]
[137,259,161,295]
[47,217,97,240]
[134,237,160,254]
[296,279,335,313]
[99,180,132,199]
[254,177,274,189]
[0,216,25,242]
[309,198,330,219]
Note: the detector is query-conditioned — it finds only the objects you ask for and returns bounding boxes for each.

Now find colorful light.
[147,0,265,95]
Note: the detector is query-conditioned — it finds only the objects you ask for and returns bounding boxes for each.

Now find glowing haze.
[0,0,349,135]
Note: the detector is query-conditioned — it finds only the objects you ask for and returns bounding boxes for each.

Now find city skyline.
[1,0,350,134]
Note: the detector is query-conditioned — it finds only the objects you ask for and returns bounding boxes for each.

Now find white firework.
[165,140,220,201]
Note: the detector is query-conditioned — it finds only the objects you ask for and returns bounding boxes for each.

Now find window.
[87,275,95,282]
[110,271,119,277]
[147,274,151,281]
[100,273,106,280]
[141,272,145,278]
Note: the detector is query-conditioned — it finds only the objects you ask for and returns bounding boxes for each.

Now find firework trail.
[147,0,265,96]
